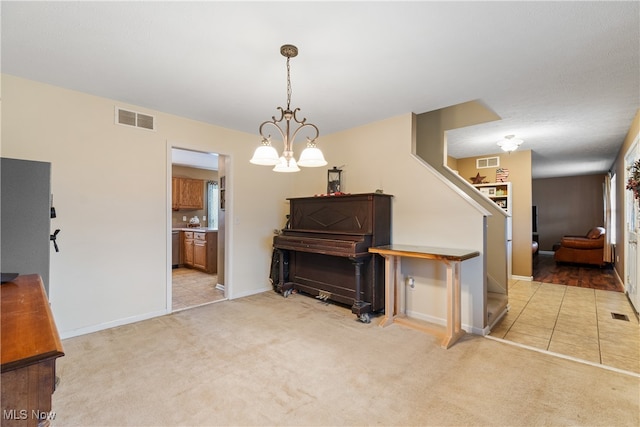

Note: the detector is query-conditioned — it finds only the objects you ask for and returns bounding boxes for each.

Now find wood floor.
[533,252,623,292]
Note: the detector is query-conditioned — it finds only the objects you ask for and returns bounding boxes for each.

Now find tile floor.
[490,279,639,374]
[172,267,225,311]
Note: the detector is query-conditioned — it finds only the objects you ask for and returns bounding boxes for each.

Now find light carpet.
[53,291,640,426]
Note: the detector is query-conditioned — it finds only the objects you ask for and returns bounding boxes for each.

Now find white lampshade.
[273,156,300,172]
[297,145,327,167]
[250,144,279,165]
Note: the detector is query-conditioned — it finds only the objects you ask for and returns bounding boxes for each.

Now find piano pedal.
[358,313,371,323]
[316,290,331,305]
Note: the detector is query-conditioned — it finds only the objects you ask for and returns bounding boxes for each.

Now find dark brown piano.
[273,193,392,322]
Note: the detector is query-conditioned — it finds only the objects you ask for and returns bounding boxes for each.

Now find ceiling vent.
[476,156,500,169]
[115,107,155,131]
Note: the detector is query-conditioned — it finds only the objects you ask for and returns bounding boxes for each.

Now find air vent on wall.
[476,156,500,169]
[115,107,155,131]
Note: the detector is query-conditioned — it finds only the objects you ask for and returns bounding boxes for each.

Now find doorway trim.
[623,135,640,315]
[166,141,232,312]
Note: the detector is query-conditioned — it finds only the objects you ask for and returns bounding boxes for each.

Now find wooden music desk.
[369,244,480,349]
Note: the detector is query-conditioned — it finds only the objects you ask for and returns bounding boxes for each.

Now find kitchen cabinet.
[180,230,217,274]
[193,233,207,271]
[172,177,204,210]
[183,231,194,267]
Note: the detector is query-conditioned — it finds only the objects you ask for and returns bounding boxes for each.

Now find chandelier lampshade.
[250,44,327,172]
[249,140,279,166]
[297,142,327,167]
[273,156,300,172]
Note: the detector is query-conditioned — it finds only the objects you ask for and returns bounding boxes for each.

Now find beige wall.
[533,174,605,251]
[1,74,293,337]
[446,156,459,172]
[456,150,533,278]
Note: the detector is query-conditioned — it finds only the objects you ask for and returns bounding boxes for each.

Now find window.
[207,181,219,229]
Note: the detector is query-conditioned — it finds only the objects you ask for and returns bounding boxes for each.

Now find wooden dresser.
[1,275,64,427]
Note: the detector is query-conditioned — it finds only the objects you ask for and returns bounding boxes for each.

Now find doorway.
[169,147,228,312]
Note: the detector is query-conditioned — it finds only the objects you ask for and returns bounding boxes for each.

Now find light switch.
[182,216,187,221]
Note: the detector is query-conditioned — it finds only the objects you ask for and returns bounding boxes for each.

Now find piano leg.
[276,249,294,297]
[350,258,372,323]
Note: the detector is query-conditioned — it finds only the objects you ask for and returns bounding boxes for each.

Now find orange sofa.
[554,227,606,267]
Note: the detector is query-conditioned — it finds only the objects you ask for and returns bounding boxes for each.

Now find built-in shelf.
[473,182,512,215]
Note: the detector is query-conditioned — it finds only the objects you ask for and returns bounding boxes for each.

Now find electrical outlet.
[407,276,415,289]
[182,216,187,221]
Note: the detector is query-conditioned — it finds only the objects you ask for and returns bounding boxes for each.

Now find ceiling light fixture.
[250,44,327,172]
[497,135,524,152]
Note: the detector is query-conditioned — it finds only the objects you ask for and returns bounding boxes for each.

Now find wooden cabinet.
[181,231,217,273]
[172,177,204,211]
[193,233,207,270]
[1,274,64,427]
[171,177,179,210]
[183,231,194,267]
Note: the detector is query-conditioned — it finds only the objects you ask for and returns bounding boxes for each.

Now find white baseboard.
[59,308,169,339]
[486,305,509,335]
[229,286,272,300]
[59,287,272,339]
[512,275,533,281]
[405,310,485,336]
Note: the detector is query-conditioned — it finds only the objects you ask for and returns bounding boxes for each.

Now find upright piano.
[273,193,392,322]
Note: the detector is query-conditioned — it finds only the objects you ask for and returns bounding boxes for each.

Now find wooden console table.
[369,244,480,349]
[1,274,64,427]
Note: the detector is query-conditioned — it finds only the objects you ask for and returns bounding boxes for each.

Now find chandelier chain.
[286,57,292,111]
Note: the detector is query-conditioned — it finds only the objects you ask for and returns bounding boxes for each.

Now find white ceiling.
[2,1,638,178]
[172,148,218,171]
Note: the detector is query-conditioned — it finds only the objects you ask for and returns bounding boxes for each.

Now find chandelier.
[250,44,327,172]
[496,135,524,152]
